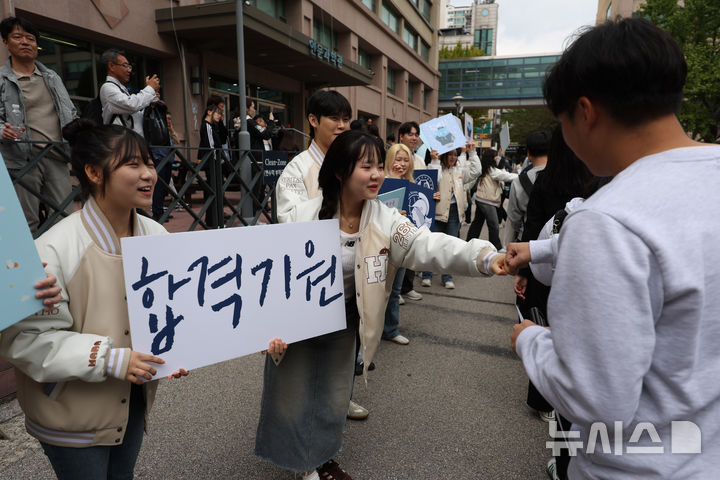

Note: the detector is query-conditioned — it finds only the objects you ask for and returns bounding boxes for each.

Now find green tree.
[639,0,720,141]
[502,107,558,146]
[439,42,485,59]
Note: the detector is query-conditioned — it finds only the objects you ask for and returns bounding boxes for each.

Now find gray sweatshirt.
[517,145,720,479]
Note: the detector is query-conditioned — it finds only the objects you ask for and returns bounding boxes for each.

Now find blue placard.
[405,182,436,231]
[378,177,410,212]
[413,169,438,192]
[377,187,405,212]
[0,158,46,329]
[263,150,289,185]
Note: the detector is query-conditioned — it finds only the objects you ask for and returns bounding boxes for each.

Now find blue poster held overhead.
[413,169,438,192]
[0,158,47,330]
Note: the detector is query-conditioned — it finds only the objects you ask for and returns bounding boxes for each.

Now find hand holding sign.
[122,220,346,379]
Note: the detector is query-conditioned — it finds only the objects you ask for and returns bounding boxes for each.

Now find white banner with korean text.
[121,220,346,379]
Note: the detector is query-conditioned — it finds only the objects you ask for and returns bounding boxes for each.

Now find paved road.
[0,226,553,479]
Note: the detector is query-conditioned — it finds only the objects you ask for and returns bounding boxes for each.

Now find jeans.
[151,149,173,219]
[383,267,405,339]
[255,302,359,472]
[466,201,502,250]
[422,203,460,283]
[40,384,145,480]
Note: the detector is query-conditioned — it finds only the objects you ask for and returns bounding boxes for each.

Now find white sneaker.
[347,400,369,420]
[398,295,405,305]
[303,471,320,480]
[386,334,410,345]
[404,289,423,301]
[539,410,556,423]
[421,278,432,287]
[444,281,455,289]
[499,247,507,253]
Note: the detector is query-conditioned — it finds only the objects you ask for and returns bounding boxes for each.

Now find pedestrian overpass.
[438,53,561,109]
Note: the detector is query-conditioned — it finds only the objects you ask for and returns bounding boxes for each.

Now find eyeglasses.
[113,62,133,71]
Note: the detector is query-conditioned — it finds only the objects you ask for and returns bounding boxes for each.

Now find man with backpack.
[98,48,159,137]
[502,130,549,248]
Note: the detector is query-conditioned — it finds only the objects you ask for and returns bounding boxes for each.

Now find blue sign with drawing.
[0,158,46,329]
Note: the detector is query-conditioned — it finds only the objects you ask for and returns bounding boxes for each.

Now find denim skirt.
[254,301,359,472]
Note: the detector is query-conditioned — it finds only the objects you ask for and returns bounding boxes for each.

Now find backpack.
[81,96,104,124]
[518,164,535,197]
[143,102,170,146]
[81,82,133,128]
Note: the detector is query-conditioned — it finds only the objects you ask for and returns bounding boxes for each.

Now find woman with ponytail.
[0,119,191,479]
[255,130,506,480]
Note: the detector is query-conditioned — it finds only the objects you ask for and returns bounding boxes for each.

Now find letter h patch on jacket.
[364,254,388,284]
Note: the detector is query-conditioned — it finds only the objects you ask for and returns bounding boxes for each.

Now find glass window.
[314,20,338,49]
[403,26,418,51]
[37,34,94,101]
[358,48,372,70]
[381,2,399,34]
[36,32,162,112]
[361,0,376,12]
[474,28,493,55]
[420,40,430,62]
[424,88,430,110]
[421,0,432,22]
[408,81,415,104]
[248,0,286,20]
[387,68,396,95]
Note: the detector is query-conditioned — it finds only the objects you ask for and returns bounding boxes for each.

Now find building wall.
[309,0,440,139]
[1,0,440,146]
[438,0,498,56]
[472,2,497,56]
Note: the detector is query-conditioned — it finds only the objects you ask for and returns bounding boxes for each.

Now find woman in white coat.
[255,130,506,480]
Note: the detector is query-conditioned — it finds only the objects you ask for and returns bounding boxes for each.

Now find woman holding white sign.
[0,119,192,480]
[255,130,506,480]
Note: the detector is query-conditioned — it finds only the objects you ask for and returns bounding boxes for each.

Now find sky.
[449,0,599,56]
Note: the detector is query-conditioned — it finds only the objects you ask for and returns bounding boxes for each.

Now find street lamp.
[452,93,464,117]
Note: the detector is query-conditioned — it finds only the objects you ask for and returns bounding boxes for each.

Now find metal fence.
[5,139,296,237]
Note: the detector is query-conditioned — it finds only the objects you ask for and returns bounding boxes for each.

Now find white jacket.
[275,140,324,223]
[0,198,167,447]
[100,76,156,137]
[286,197,499,371]
[428,152,481,222]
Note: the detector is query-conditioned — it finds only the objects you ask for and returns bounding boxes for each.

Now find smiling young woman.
[255,130,507,480]
[0,118,190,480]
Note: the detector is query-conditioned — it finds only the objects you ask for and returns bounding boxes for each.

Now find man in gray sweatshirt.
[508,18,720,479]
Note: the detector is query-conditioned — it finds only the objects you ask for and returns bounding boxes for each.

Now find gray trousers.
[10,158,73,233]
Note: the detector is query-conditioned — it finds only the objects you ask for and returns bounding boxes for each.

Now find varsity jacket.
[275,140,324,223]
[0,197,167,447]
[429,152,481,222]
[283,197,500,372]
